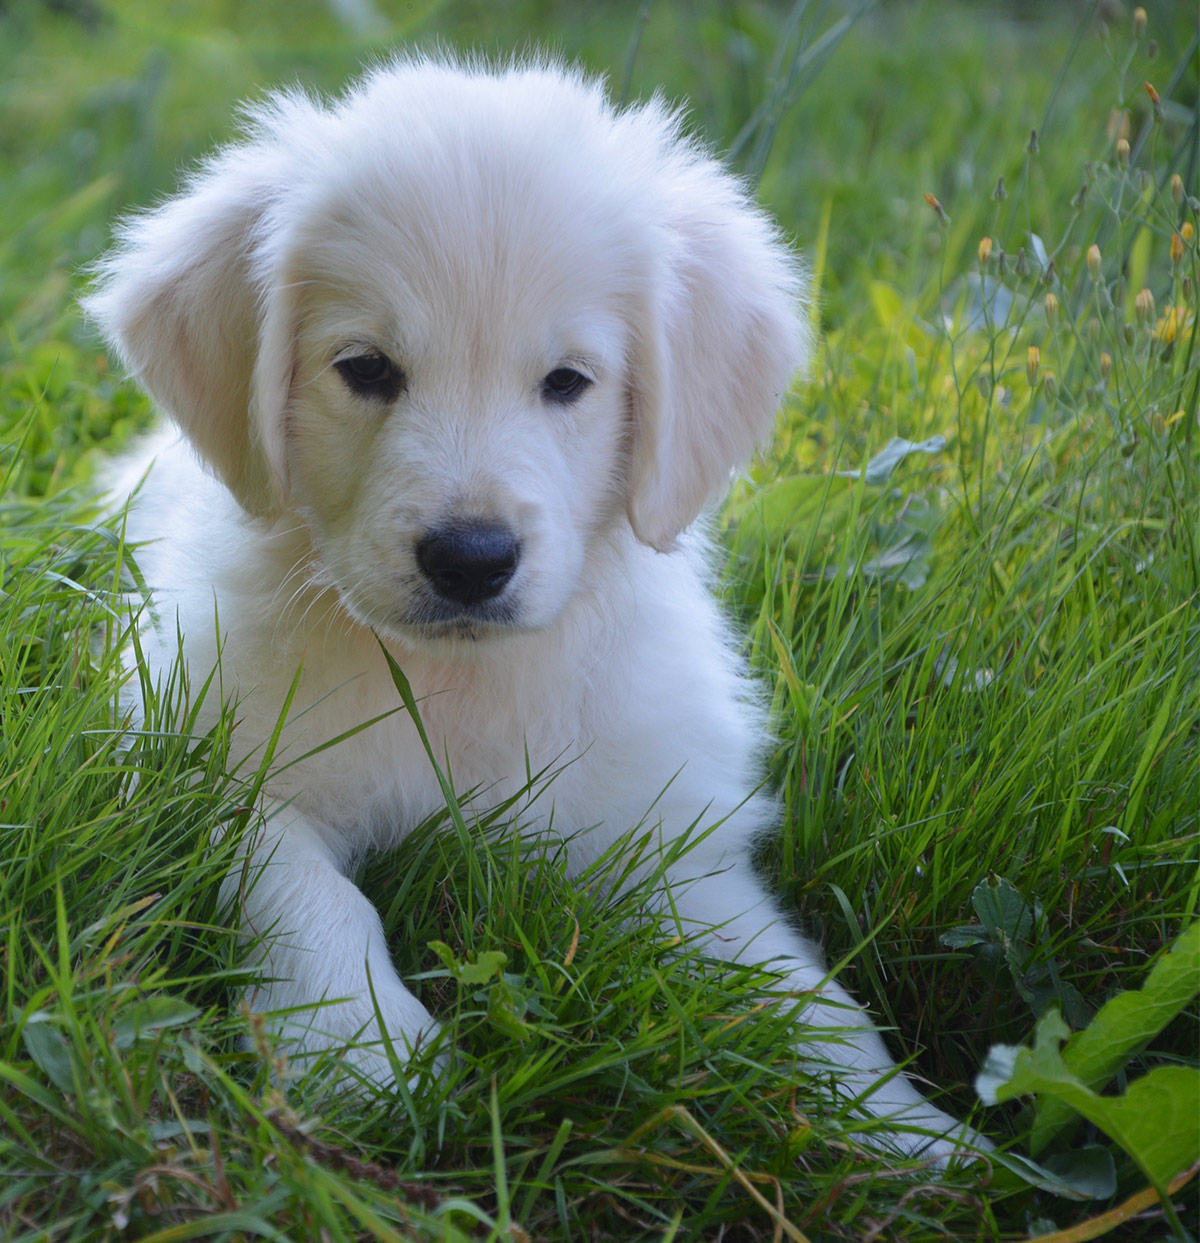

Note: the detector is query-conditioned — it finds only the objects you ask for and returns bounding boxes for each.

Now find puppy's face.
[280,163,634,642]
[87,60,807,649]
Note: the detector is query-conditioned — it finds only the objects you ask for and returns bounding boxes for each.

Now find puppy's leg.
[658,842,989,1164]
[224,804,438,1088]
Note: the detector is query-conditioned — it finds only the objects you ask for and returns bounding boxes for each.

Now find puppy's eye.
[334,352,404,401]
[541,368,592,404]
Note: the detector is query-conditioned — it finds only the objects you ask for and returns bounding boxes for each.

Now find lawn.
[1,1,1197,1240]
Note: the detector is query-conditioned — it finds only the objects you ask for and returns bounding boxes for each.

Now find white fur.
[87,55,985,1162]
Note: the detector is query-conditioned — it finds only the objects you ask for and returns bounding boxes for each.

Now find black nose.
[416,524,520,605]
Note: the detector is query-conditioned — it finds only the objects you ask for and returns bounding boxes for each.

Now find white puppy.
[87,56,982,1162]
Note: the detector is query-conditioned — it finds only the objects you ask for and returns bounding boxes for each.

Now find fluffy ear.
[83,145,294,517]
[626,136,809,551]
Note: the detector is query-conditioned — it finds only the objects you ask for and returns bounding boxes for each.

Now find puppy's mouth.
[399,596,522,643]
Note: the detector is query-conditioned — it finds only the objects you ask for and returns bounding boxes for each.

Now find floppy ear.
[626,140,809,552]
[83,146,294,517]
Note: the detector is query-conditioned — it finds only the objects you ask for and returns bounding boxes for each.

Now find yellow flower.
[1182,222,1195,244]
[1044,292,1059,324]
[1026,346,1040,386]
[1087,244,1103,281]
[1153,306,1195,345]
[1171,233,1184,265]
[1099,352,1113,380]
[978,236,993,265]
[1171,174,1184,206]
[1133,7,1147,37]
[1116,138,1130,168]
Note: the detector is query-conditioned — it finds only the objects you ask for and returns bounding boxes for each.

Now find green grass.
[2,1,1198,1239]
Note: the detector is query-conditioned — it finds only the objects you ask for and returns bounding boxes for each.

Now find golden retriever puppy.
[87,55,985,1163]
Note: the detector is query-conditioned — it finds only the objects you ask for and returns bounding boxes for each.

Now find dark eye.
[334,352,404,401]
[541,368,592,404]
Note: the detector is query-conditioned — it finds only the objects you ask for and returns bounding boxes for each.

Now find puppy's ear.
[626,130,809,551]
[84,147,292,517]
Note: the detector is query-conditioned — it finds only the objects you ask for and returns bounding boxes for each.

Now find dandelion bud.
[1144,81,1163,120]
[1072,183,1089,209]
[1088,317,1101,339]
[1171,233,1185,265]
[1099,351,1112,380]
[993,175,1007,201]
[923,192,950,225]
[1043,259,1057,287]
[1182,222,1195,244]
[1026,346,1040,386]
[976,374,992,400]
[978,236,993,265]
[1116,138,1130,168]
[1087,244,1102,281]
[1045,292,1059,323]
[1133,7,1147,37]
[1124,323,1136,345]
[1043,372,1058,400]
[1152,410,1166,435]
[1027,129,1039,155]
[1016,248,1029,277]
[1135,287,1156,325]
[1170,174,1184,206]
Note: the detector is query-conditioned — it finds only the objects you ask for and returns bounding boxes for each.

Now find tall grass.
[1,1,1197,1239]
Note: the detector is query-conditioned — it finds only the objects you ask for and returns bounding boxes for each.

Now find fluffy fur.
[87,56,984,1162]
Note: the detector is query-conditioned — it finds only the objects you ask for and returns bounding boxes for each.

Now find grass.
[1,0,1198,1239]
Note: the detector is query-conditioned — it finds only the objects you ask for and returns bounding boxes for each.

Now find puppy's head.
[86,56,808,643]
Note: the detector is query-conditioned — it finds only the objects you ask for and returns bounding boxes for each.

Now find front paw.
[248,980,444,1093]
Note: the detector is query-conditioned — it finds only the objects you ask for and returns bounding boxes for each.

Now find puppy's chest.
[267,658,586,839]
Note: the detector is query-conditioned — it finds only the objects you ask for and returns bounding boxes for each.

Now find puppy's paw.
[247,980,444,1095]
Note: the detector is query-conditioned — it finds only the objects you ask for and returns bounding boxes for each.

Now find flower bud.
[1171,232,1184,265]
[1016,248,1029,277]
[1072,183,1089,209]
[1182,222,1195,244]
[1027,129,1039,154]
[1124,323,1136,345]
[1099,351,1112,380]
[1147,39,1158,59]
[1171,173,1184,205]
[1135,287,1156,325]
[1133,7,1147,37]
[1043,372,1058,400]
[1183,276,1194,303]
[1026,346,1040,386]
[993,176,1007,201]
[1116,138,1130,168]
[1087,244,1102,281]
[924,192,950,225]
[978,236,993,266]
[1044,292,1059,323]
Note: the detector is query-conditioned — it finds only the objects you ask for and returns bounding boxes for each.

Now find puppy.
[87,55,983,1163]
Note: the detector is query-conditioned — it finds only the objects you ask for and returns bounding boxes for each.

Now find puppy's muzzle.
[416,523,520,606]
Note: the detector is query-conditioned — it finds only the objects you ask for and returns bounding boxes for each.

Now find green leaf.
[428,940,508,986]
[111,996,201,1049]
[21,1018,77,1093]
[971,874,1035,946]
[487,974,533,1042]
[1032,921,1200,1152]
[978,1007,1200,1189]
